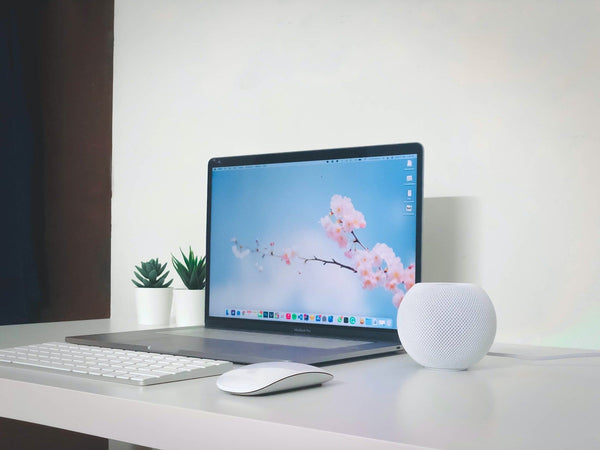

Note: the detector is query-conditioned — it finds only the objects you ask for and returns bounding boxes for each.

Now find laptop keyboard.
[0,342,233,386]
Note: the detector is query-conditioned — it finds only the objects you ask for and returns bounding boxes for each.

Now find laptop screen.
[206,143,422,336]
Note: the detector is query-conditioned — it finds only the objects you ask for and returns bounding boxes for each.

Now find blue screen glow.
[208,154,418,330]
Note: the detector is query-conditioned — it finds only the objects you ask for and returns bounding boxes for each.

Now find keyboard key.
[13,360,71,371]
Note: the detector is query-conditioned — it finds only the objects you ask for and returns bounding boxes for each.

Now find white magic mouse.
[216,361,333,396]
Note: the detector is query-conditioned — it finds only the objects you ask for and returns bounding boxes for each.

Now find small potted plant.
[172,247,206,326]
[132,258,173,325]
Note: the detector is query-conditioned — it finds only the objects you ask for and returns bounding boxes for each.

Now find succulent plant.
[171,247,206,290]
[132,258,173,288]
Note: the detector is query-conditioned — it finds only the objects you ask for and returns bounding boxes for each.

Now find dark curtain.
[0,0,113,325]
[0,2,44,325]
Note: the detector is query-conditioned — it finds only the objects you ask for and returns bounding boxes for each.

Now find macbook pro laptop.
[68,143,423,364]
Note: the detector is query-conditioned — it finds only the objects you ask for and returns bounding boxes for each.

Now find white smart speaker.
[397,283,496,370]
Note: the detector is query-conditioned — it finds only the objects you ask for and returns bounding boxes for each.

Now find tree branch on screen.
[231,194,415,307]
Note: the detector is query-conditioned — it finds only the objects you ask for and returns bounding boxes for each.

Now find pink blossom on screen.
[330,194,353,218]
[329,194,366,232]
[355,249,373,268]
[401,264,416,290]
[281,249,295,265]
[233,193,416,309]
[372,243,396,265]
[384,279,398,291]
[334,230,348,248]
[362,274,379,290]
[319,216,331,230]
[387,261,405,284]
[341,209,366,232]
[321,215,348,248]
[358,266,371,279]
[371,251,382,267]
[373,270,384,285]
[392,290,405,307]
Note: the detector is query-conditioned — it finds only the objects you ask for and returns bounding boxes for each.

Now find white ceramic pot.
[135,287,173,326]
[173,289,205,326]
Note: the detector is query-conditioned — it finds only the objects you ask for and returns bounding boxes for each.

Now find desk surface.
[1,319,599,450]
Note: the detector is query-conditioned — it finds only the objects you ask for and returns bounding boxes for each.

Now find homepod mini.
[397,283,496,370]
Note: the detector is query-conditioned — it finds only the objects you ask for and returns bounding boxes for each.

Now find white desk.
[1,319,599,449]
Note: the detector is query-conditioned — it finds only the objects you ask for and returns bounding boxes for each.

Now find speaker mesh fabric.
[397,283,496,370]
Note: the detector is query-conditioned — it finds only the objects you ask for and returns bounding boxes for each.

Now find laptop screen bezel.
[204,143,423,342]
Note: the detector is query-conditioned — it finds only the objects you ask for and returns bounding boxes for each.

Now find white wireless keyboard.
[0,342,233,386]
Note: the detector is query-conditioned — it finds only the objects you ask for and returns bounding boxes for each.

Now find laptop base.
[66,326,403,365]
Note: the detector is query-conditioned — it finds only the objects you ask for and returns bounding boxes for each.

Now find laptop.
[68,143,423,365]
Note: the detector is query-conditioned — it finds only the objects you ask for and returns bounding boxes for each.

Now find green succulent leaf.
[148,269,157,282]
[172,256,186,282]
[135,265,146,277]
[188,263,199,284]
[133,258,173,288]
[155,270,171,287]
[134,272,147,285]
[181,248,190,268]
[172,247,206,290]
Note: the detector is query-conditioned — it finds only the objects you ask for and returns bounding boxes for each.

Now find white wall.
[113,0,600,349]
